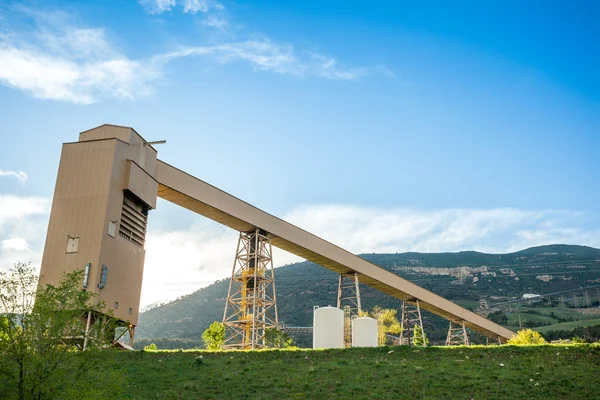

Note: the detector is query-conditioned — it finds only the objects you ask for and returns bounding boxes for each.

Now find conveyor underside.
[155,160,514,342]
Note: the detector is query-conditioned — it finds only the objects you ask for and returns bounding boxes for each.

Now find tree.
[360,306,402,346]
[413,325,429,346]
[508,329,547,345]
[487,310,508,325]
[202,321,225,350]
[0,262,120,400]
[264,328,295,348]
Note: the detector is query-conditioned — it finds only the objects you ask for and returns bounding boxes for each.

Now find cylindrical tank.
[313,306,344,349]
[352,317,378,347]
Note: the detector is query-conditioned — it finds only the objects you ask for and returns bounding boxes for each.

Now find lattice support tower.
[559,295,566,307]
[343,306,352,348]
[583,291,592,308]
[445,321,470,346]
[400,299,426,346]
[337,272,362,316]
[222,228,278,349]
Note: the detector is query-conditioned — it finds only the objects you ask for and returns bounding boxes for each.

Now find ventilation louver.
[119,193,148,248]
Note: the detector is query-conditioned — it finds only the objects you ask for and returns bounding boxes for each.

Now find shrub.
[202,321,226,350]
[144,343,158,351]
[508,329,546,345]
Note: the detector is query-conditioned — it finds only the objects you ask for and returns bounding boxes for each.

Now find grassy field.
[536,318,600,333]
[79,344,600,399]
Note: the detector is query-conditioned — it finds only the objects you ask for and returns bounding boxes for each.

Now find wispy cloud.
[161,41,365,80]
[139,205,600,308]
[282,206,600,254]
[138,0,221,14]
[0,10,161,104]
[0,170,28,184]
[0,195,50,272]
[0,7,366,104]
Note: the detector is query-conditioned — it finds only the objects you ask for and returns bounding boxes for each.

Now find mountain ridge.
[136,244,600,343]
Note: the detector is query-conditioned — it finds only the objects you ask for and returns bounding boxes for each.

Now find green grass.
[536,318,600,333]
[507,314,557,326]
[84,345,600,399]
[520,306,600,320]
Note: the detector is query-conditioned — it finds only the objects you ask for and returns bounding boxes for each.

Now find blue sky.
[0,0,598,307]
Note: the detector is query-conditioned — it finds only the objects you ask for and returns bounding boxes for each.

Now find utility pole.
[573,294,579,309]
[559,295,566,307]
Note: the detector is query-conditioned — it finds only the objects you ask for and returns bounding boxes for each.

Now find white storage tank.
[313,306,344,349]
[352,317,378,347]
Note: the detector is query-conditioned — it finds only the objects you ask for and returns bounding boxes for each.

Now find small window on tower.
[97,265,108,289]
[66,237,79,253]
[83,263,91,289]
[114,302,119,309]
[128,307,133,315]
[108,221,116,238]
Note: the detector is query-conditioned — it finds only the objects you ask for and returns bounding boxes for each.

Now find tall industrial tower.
[39,125,159,346]
[222,229,278,349]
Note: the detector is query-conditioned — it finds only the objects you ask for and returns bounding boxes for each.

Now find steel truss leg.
[337,272,362,348]
[337,272,362,316]
[222,228,278,349]
[400,300,427,346]
[445,321,469,346]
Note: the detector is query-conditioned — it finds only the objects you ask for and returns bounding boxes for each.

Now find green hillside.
[136,244,600,346]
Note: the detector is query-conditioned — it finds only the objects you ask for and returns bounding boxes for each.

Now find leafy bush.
[144,343,158,351]
[508,329,547,345]
[264,328,295,348]
[202,321,225,350]
[413,325,429,346]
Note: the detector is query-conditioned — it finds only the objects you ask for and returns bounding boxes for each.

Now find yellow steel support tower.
[222,228,278,349]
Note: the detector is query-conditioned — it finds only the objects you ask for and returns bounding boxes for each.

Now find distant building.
[522,293,540,299]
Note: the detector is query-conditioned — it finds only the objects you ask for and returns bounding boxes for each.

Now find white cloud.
[0,8,364,104]
[162,40,365,80]
[182,0,210,14]
[202,15,232,35]
[282,206,600,254]
[0,170,28,184]
[0,16,161,104]
[138,205,600,308]
[0,195,49,272]
[138,0,177,14]
[1,238,29,251]
[138,0,221,14]
[140,221,302,308]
